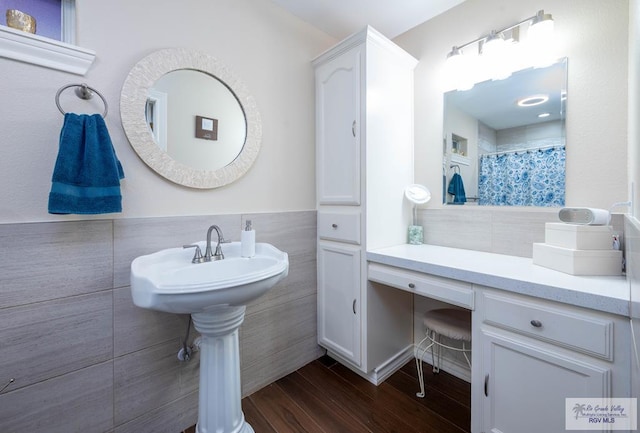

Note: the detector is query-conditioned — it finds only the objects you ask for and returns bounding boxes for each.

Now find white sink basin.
[131,242,289,313]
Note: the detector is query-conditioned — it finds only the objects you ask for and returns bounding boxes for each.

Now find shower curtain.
[478,146,565,206]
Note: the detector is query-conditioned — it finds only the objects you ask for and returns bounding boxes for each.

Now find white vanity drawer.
[480,290,614,360]
[318,211,361,245]
[367,263,474,309]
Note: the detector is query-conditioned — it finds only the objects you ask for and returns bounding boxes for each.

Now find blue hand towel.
[48,113,125,214]
[447,173,467,204]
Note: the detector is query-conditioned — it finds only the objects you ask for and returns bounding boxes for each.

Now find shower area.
[478,145,565,206]
[444,120,566,207]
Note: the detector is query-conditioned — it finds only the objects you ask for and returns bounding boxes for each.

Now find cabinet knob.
[530,319,542,328]
[408,283,415,289]
[331,223,338,229]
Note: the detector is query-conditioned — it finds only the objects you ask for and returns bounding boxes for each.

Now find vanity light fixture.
[517,94,549,107]
[446,45,463,62]
[445,10,554,90]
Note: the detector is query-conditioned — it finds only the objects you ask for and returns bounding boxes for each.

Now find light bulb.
[444,47,475,91]
[482,32,506,57]
[482,32,512,81]
[528,10,555,67]
[529,10,554,43]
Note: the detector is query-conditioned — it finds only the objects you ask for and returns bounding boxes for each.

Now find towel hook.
[55,83,108,118]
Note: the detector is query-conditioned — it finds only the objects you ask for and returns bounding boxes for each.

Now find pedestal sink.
[131,241,289,433]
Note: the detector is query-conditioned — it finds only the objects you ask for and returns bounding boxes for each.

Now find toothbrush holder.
[408,225,424,245]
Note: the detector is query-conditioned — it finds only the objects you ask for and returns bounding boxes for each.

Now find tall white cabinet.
[313,26,418,383]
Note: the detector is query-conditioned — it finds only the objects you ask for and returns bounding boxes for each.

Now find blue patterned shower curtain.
[478,146,565,206]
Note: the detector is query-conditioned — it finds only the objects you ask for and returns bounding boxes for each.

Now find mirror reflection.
[443,57,567,206]
[146,70,247,172]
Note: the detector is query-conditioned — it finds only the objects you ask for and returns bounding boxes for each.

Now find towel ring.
[55,83,108,118]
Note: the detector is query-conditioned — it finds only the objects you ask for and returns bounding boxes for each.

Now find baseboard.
[371,345,415,384]
[326,345,471,385]
[327,345,415,385]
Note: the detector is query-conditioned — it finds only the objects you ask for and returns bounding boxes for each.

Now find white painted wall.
[1,0,631,221]
[395,0,629,210]
[631,0,640,217]
[0,0,335,223]
[628,0,640,405]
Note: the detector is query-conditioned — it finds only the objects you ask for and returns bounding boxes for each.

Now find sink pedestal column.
[192,305,253,433]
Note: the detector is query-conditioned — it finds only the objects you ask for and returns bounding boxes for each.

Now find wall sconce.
[445,10,554,91]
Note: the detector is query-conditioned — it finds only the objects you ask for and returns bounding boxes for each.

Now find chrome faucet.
[204,225,226,261]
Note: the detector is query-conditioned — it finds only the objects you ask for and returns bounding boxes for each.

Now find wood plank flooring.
[183,355,470,432]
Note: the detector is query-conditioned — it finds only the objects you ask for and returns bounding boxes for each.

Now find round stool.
[415,308,471,398]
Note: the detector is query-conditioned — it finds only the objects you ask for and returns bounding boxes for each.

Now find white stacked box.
[544,223,613,250]
[533,223,622,276]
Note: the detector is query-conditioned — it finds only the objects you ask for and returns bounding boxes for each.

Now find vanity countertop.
[367,244,629,317]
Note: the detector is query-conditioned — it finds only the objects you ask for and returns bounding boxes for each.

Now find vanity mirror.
[443,57,567,206]
[121,48,261,189]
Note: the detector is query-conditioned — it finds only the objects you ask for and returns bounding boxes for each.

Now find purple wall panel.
[1,0,62,41]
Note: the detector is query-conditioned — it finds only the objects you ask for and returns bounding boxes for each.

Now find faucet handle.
[183,244,205,264]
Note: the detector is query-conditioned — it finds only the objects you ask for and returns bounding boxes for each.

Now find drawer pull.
[408,283,415,289]
[352,299,357,315]
[331,223,338,229]
[530,320,542,328]
[484,374,489,396]
[352,120,356,137]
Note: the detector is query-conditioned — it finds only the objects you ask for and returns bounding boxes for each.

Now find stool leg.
[431,331,440,373]
[432,331,441,374]
[415,356,425,398]
[415,332,434,398]
[462,341,471,369]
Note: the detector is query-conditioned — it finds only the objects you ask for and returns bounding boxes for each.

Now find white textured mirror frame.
[120,48,262,189]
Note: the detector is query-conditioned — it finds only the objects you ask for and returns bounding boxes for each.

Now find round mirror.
[121,48,261,189]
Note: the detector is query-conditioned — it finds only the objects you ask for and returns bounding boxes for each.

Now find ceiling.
[268,0,467,40]
[446,60,567,131]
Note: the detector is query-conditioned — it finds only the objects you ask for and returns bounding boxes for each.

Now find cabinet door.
[480,331,610,433]
[315,46,361,205]
[317,242,361,365]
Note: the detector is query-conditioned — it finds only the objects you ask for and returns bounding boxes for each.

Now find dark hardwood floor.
[183,355,470,432]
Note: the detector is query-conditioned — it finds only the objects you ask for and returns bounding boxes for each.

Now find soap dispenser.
[241,220,256,258]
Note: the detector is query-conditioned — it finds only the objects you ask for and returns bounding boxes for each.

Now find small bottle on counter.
[241,220,256,258]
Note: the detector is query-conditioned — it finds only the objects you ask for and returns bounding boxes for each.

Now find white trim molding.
[0,25,95,75]
[61,0,76,45]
